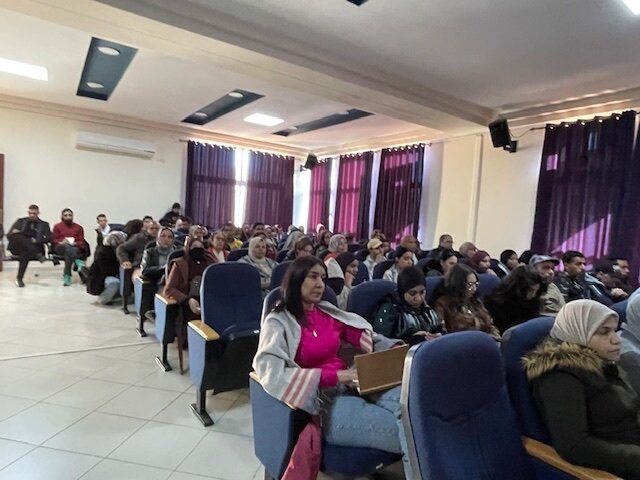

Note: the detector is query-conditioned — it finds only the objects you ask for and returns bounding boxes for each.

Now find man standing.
[8,204,51,287]
[529,254,565,316]
[553,250,589,303]
[52,208,89,286]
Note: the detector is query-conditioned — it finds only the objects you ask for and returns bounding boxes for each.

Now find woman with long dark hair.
[423,248,458,277]
[253,256,412,477]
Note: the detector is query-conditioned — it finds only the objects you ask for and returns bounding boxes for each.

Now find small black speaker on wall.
[304,153,318,170]
[488,119,518,153]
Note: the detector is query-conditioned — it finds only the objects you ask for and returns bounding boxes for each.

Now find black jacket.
[141,245,176,283]
[553,272,590,303]
[372,293,442,345]
[484,294,542,334]
[8,217,51,245]
[87,245,119,295]
[524,339,640,479]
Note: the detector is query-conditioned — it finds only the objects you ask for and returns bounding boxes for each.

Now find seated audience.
[400,234,422,262]
[383,245,414,282]
[282,228,304,252]
[239,222,252,243]
[609,256,637,295]
[239,236,278,294]
[427,233,454,260]
[484,265,546,333]
[174,216,192,241]
[458,241,478,259]
[326,252,359,309]
[252,256,413,477]
[7,204,51,288]
[140,227,177,284]
[52,208,90,286]
[620,294,640,394]
[323,234,348,262]
[159,202,181,227]
[362,238,385,280]
[286,236,314,260]
[589,259,629,306]
[529,254,565,316]
[164,237,215,323]
[142,215,154,230]
[117,221,160,277]
[95,213,113,247]
[523,300,640,479]
[434,264,500,339]
[222,221,243,250]
[423,248,458,277]
[314,230,332,259]
[207,230,228,263]
[518,249,534,265]
[87,231,126,305]
[554,250,590,303]
[468,250,496,276]
[500,249,520,272]
[373,266,443,345]
[124,218,144,237]
[188,225,207,242]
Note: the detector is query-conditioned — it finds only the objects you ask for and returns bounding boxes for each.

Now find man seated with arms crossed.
[52,208,89,286]
[529,254,565,316]
[7,204,52,288]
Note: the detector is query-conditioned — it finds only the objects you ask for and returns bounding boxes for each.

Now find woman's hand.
[337,369,359,389]
[188,298,201,315]
[344,272,355,288]
[413,331,441,341]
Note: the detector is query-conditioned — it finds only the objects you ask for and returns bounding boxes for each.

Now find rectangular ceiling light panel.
[77,37,137,101]
[273,109,372,136]
[0,57,48,81]
[182,89,264,125]
[243,112,284,127]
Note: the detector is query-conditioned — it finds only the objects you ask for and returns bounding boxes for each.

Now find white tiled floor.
[0,264,263,480]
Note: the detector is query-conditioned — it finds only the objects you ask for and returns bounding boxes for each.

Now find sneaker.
[15,278,25,288]
[63,274,72,286]
[74,259,86,271]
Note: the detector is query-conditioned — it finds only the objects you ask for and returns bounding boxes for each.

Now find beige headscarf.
[550,299,618,346]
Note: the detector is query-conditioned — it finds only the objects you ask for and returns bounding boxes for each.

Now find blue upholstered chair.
[227,248,248,262]
[415,257,430,272]
[425,276,443,303]
[353,263,369,286]
[477,272,501,299]
[347,279,396,321]
[153,249,184,372]
[187,263,263,426]
[354,248,368,262]
[501,318,621,479]
[269,261,291,290]
[611,299,628,328]
[372,259,394,279]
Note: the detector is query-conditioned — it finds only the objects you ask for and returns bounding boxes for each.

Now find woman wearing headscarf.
[325,251,359,310]
[523,300,640,479]
[323,234,348,262]
[239,236,278,294]
[87,230,127,305]
[373,266,443,345]
[314,230,332,259]
[619,294,640,394]
[282,229,304,253]
[285,236,314,261]
[468,250,496,276]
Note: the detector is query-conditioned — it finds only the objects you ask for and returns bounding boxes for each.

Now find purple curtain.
[531,110,636,265]
[334,152,374,240]
[245,151,294,227]
[374,145,425,246]
[307,160,332,234]
[185,141,236,229]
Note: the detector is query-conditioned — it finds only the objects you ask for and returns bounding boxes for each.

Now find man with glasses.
[7,204,52,287]
[52,208,89,286]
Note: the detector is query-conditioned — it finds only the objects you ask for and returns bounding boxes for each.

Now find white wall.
[0,107,185,252]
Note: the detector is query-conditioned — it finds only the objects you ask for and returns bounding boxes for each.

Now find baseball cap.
[529,254,560,266]
[367,238,383,250]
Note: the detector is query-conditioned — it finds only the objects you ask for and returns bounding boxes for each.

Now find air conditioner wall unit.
[75,131,157,159]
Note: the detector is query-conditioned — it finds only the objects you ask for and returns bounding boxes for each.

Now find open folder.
[354,345,410,395]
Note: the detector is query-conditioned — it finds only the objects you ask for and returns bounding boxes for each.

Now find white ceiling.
[1,0,640,154]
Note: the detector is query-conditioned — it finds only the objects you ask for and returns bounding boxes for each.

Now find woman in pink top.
[254,256,412,478]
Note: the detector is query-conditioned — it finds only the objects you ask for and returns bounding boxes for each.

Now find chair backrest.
[372,260,394,279]
[200,263,262,336]
[275,249,289,263]
[490,259,510,278]
[501,316,555,443]
[262,285,338,322]
[353,263,369,286]
[401,331,535,480]
[415,257,430,272]
[347,280,396,321]
[477,273,501,299]
[611,299,628,327]
[347,243,360,253]
[270,261,292,290]
[354,249,368,262]
[165,249,184,276]
[425,276,443,303]
[227,248,249,262]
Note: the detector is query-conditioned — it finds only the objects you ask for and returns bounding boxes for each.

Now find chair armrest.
[155,293,176,305]
[188,320,220,341]
[249,372,297,410]
[523,437,621,480]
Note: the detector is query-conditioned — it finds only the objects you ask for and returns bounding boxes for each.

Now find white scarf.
[550,299,618,346]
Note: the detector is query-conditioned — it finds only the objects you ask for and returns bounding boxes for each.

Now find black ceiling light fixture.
[182,89,264,125]
[77,37,137,101]
[346,0,370,5]
[273,109,372,137]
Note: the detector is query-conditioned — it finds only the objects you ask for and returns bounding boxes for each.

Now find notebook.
[354,345,410,395]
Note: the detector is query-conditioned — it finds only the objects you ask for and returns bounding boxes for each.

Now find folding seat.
[610,299,628,327]
[425,276,443,304]
[477,272,501,299]
[269,261,291,290]
[372,259,394,279]
[354,248,368,262]
[227,248,248,261]
[347,279,396,321]
[415,257,430,272]
[353,263,368,286]
[187,262,263,426]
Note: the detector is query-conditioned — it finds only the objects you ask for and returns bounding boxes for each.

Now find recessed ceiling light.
[97,46,120,56]
[288,126,298,130]
[194,111,208,118]
[228,91,244,98]
[243,113,284,127]
[0,57,48,81]
[620,0,640,14]
[86,81,104,89]
[338,110,351,115]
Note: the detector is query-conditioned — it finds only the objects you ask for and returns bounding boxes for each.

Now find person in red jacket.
[52,208,89,286]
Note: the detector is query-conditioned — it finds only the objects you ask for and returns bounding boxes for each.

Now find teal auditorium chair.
[187,263,262,426]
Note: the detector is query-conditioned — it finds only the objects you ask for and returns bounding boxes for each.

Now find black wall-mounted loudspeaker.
[488,119,518,153]
[304,153,318,170]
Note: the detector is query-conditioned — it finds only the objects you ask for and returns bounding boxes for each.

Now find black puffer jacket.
[523,339,640,479]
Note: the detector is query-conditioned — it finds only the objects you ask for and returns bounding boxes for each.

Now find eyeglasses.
[466,281,479,288]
